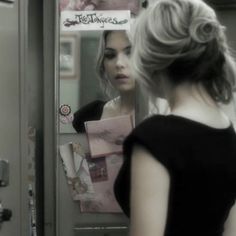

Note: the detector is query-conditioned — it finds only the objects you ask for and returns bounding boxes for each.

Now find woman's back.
[115,115,236,236]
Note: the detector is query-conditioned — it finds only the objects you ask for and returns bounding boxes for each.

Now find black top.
[72,100,106,133]
[114,114,236,236]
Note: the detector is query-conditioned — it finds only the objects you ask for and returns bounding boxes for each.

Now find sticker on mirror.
[61,10,130,31]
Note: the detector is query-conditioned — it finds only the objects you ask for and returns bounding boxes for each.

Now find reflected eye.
[124,46,131,56]
[104,50,116,60]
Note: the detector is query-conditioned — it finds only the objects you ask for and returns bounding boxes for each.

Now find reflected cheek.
[104,63,116,80]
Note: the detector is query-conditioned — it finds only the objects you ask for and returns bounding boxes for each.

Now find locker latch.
[0,160,9,187]
[0,201,12,226]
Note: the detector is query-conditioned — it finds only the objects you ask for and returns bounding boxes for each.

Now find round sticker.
[59,104,71,116]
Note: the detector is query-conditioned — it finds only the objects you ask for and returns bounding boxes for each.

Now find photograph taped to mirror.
[60,0,140,15]
[86,155,108,182]
[59,142,95,201]
[80,154,123,213]
[85,115,134,158]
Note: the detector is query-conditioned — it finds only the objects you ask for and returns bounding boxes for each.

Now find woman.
[72,30,135,132]
[72,30,135,213]
[114,0,236,236]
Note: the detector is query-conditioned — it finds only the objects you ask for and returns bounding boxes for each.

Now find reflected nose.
[116,53,127,69]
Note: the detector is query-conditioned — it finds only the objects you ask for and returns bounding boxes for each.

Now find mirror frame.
[43,0,59,235]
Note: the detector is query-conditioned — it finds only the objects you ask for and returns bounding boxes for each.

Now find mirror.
[54,2,236,236]
[58,29,136,207]
[57,0,235,236]
[57,1,141,235]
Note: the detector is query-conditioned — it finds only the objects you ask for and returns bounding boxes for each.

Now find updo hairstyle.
[131,0,236,103]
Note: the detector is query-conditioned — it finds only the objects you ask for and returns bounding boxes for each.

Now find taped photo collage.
[60,115,134,213]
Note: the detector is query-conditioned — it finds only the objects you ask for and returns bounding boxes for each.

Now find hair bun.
[189,17,219,43]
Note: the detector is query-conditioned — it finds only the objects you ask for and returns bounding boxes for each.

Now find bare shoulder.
[131,145,170,200]
[130,144,170,236]
[131,144,170,180]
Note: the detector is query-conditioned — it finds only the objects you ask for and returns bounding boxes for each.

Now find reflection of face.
[103,31,135,94]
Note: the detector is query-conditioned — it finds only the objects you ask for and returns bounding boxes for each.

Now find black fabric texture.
[114,114,236,236]
[72,100,106,133]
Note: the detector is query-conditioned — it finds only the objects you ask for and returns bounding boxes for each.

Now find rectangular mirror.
[54,1,236,236]
[57,1,141,236]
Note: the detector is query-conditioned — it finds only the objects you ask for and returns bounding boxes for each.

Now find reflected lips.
[115,74,129,80]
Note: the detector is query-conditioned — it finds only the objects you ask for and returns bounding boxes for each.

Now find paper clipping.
[85,115,134,158]
[80,154,123,213]
[59,142,95,201]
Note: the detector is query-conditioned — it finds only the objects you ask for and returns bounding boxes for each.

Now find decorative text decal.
[61,10,130,31]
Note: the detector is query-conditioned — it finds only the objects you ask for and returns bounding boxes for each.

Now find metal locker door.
[0,0,29,235]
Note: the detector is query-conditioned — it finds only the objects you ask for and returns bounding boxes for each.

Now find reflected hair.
[131,0,236,103]
[96,30,118,99]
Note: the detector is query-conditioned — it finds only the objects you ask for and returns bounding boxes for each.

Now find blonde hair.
[96,30,114,98]
[132,0,236,103]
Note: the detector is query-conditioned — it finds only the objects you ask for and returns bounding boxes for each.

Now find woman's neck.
[168,83,216,110]
[119,91,135,114]
[166,83,230,128]
[101,91,135,119]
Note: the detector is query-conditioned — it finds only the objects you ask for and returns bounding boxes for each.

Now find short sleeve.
[123,115,175,170]
[114,115,176,216]
[72,100,106,133]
